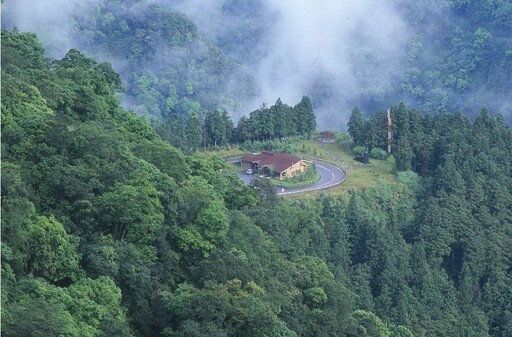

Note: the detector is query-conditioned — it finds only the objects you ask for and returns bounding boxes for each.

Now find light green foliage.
[292,256,334,289]
[353,145,367,156]
[161,279,297,337]
[1,74,53,156]
[3,277,132,337]
[117,110,157,140]
[97,183,164,245]
[27,215,82,282]
[194,198,229,245]
[397,1,512,115]
[66,276,131,335]
[370,148,387,160]
[216,210,282,283]
[4,296,86,337]
[177,176,229,255]
[188,155,258,210]
[131,138,190,183]
[303,287,328,308]
[353,310,391,337]
[222,173,259,210]
[1,163,37,274]
[53,49,121,120]
[390,325,414,337]
[133,73,163,116]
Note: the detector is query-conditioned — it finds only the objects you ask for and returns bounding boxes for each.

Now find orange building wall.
[281,160,307,179]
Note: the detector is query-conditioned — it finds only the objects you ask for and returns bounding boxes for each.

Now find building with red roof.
[320,131,336,143]
[241,151,307,180]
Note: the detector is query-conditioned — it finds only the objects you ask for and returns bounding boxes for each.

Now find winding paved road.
[237,159,347,195]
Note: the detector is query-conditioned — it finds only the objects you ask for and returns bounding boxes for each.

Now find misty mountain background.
[3,0,512,129]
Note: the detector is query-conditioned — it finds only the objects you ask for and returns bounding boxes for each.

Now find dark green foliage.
[3,28,512,337]
[346,104,511,337]
[249,178,279,207]
[273,98,296,139]
[394,135,414,171]
[348,107,369,147]
[293,96,317,138]
[204,108,233,147]
[186,112,203,152]
[235,97,317,142]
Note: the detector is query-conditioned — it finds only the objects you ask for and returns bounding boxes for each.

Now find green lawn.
[291,139,396,196]
[270,170,321,188]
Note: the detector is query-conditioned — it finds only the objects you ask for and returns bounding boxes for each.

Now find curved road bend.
[237,160,346,196]
[275,160,346,195]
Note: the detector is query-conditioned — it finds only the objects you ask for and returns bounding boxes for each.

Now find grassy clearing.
[289,139,396,196]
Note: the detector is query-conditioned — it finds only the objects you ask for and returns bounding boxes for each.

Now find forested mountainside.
[3,0,511,128]
[72,0,512,122]
[69,0,255,120]
[394,0,512,119]
[2,28,512,337]
[185,0,512,120]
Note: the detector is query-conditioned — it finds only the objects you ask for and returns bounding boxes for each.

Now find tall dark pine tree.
[153,114,187,150]
[394,135,414,171]
[204,108,226,147]
[392,103,414,171]
[272,98,295,138]
[393,102,411,143]
[260,104,275,140]
[293,95,316,138]
[367,110,387,151]
[347,107,367,146]
[249,105,265,140]
[235,116,251,143]
[221,108,234,144]
[186,112,202,152]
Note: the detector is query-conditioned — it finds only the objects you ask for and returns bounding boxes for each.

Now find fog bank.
[171,0,410,129]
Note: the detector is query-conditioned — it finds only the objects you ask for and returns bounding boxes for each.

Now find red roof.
[242,151,303,173]
[321,131,336,138]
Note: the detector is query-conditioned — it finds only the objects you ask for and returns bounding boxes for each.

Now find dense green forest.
[150,95,316,153]
[392,0,512,119]
[3,28,512,337]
